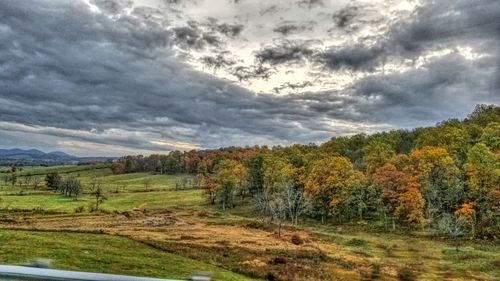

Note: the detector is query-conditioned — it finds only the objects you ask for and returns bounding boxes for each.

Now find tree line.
[112,104,499,239]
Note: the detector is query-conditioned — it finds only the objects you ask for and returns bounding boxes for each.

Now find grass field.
[0,164,499,281]
[0,230,255,281]
[0,164,200,213]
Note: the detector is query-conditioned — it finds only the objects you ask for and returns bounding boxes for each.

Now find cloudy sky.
[0,0,499,156]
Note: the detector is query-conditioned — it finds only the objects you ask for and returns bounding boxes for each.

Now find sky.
[0,0,499,157]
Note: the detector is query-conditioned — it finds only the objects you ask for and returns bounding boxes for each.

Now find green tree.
[245,155,264,196]
[45,172,62,190]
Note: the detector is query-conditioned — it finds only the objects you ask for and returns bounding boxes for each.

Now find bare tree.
[268,196,288,237]
[281,183,307,225]
[89,177,106,211]
[254,191,289,237]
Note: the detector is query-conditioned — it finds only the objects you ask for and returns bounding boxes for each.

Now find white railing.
[0,265,210,281]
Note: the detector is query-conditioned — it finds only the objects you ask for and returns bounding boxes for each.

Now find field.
[0,164,499,281]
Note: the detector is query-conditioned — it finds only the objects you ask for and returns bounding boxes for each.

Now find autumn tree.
[396,180,426,227]
[305,156,362,223]
[213,160,240,210]
[479,122,499,152]
[405,147,463,226]
[454,202,475,237]
[199,173,217,205]
[363,140,395,176]
[464,143,500,237]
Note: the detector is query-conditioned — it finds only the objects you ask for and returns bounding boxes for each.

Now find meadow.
[0,164,498,281]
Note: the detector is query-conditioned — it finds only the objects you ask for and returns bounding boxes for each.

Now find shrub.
[197,210,209,217]
[269,256,287,265]
[74,206,85,213]
[397,266,416,281]
[346,238,366,247]
[265,272,278,281]
[291,233,304,245]
[359,263,381,281]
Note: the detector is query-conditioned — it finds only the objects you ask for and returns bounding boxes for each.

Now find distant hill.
[0,148,114,165]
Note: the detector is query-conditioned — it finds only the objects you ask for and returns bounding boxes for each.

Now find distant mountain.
[47,151,74,158]
[0,148,114,165]
[0,148,77,159]
[0,148,45,157]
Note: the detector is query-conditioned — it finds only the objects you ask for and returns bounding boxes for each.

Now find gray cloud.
[172,23,222,50]
[273,21,315,36]
[255,40,316,66]
[201,52,237,71]
[90,0,133,15]
[295,0,324,9]
[0,0,499,156]
[207,20,245,38]
[316,44,384,72]
[0,0,360,155]
[231,65,274,81]
[317,0,500,73]
[273,81,313,94]
[348,53,500,126]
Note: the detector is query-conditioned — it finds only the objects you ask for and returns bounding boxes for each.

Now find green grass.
[0,164,200,213]
[0,188,203,214]
[0,229,258,281]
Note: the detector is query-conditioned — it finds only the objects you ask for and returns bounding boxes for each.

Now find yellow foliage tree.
[305,156,362,223]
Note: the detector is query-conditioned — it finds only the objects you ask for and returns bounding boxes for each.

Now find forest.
[110,104,499,240]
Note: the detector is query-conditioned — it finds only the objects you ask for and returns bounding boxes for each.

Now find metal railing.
[0,265,210,281]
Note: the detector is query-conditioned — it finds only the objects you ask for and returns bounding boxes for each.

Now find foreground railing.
[0,265,210,281]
